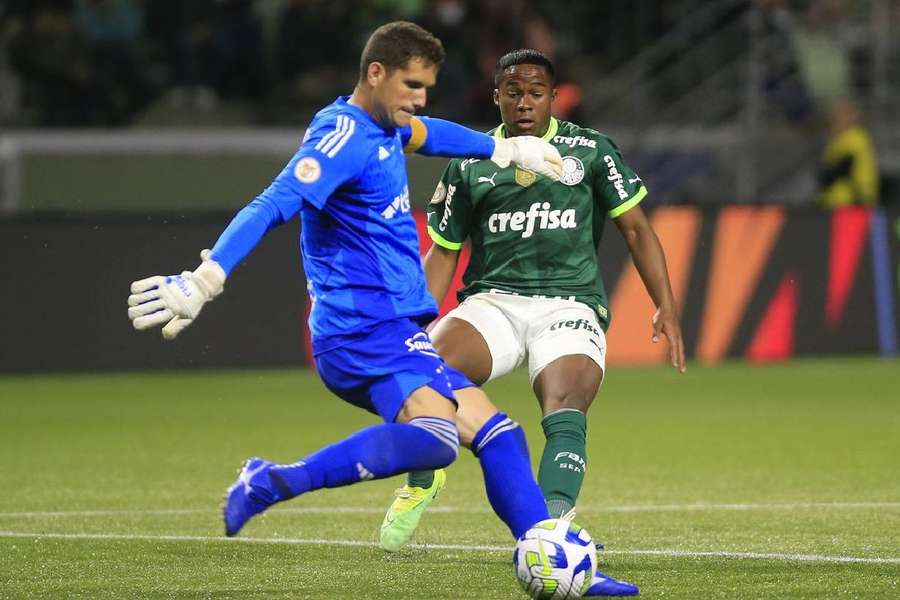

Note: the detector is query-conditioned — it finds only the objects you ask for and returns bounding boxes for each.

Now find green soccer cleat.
[379,468,447,552]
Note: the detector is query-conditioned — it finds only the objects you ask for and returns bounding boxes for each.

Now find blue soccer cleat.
[584,569,640,596]
[223,457,280,537]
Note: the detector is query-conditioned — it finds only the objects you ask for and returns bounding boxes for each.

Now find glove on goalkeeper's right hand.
[127,249,226,340]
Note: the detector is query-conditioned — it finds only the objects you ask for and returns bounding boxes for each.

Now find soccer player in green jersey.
[379,48,686,596]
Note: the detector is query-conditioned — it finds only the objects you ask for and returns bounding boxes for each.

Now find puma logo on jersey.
[629,176,642,184]
[604,155,629,200]
[478,172,498,186]
[380,185,410,219]
[378,145,393,160]
[487,202,576,239]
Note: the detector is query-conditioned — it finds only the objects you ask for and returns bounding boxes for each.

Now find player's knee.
[537,366,602,414]
[453,387,500,447]
[541,389,595,414]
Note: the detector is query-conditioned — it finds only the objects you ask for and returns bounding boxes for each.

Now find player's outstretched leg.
[470,410,549,539]
[379,468,447,551]
[223,417,459,537]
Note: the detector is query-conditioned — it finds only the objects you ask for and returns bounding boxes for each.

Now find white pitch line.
[0,530,897,565]
[1,501,898,519]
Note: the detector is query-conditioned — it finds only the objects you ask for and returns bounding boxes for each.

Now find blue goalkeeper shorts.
[314,317,474,423]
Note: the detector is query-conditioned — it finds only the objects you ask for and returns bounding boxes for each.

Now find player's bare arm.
[613,205,687,373]
[422,243,459,305]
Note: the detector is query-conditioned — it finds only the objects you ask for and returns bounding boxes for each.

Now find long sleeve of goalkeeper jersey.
[209,197,284,275]
[210,112,366,275]
[401,116,495,158]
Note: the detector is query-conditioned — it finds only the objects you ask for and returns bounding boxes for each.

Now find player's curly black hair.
[494,49,557,86]
[359,21,445,79]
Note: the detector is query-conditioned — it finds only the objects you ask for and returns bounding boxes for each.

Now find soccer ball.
[513,518,597,599]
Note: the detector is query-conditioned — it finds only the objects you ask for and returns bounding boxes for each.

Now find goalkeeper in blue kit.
[126,22,564,553]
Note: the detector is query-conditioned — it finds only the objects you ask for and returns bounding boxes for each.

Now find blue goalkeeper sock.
[267,417,458,498]
[472,412,549,539]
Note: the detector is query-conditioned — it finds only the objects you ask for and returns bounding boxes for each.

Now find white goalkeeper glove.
[490,136,563,181]
[127,249,226,341]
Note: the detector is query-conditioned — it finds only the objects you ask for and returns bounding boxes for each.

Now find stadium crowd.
[1,0,883,129]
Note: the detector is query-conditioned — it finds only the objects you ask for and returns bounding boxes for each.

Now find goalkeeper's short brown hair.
[359,21,445,80]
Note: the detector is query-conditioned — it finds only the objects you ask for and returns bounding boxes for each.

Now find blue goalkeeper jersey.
[260,97,435,351]
[210,96,496,353]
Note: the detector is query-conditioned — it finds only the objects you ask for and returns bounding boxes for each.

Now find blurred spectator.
[467,0,557,123]
[145,1,212,109]
[213,0,266,101]
[73,0,140,43]
[419,0,473,120]
[817,99,879,209]
[73,0,148,124]
[6,0,100,125]
[756,0,814,123]
[552,70,584,122]
[0,47,21,124]
[792,0,852,110]
[273,0,356,118]
[0,2,23,123]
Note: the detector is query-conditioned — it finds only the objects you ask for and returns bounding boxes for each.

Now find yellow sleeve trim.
[404,116,428,154]
[608,186,648,218]
[427,225,463,250]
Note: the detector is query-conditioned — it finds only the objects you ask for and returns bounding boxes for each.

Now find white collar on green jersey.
[493,117,559,142]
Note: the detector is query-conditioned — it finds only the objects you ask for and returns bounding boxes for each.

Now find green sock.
[538,409,588,517]
[407,470,435,489]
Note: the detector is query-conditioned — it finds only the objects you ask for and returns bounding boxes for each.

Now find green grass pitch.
[1,358,898,599]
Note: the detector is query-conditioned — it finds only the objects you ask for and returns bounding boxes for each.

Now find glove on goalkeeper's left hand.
[490,136,563,181]
[127,249,226,340]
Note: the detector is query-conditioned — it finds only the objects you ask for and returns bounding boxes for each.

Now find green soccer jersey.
[426,117,647,329]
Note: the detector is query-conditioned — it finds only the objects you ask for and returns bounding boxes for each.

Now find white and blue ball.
[513,518,597,599]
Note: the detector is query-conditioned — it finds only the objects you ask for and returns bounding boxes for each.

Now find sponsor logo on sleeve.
[438,184,456,231]
[604,155,629,199]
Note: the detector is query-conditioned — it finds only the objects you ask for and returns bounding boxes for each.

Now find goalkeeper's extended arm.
[127,197,285,340]
[404,116,562,180]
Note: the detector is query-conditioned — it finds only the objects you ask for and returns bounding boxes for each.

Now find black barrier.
[2,207,898,372]
[0,215,307,372]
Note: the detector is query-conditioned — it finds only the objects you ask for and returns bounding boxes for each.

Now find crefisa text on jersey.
[553,135,597,149]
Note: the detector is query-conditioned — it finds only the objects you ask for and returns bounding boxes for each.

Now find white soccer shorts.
[443,291,607,384]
